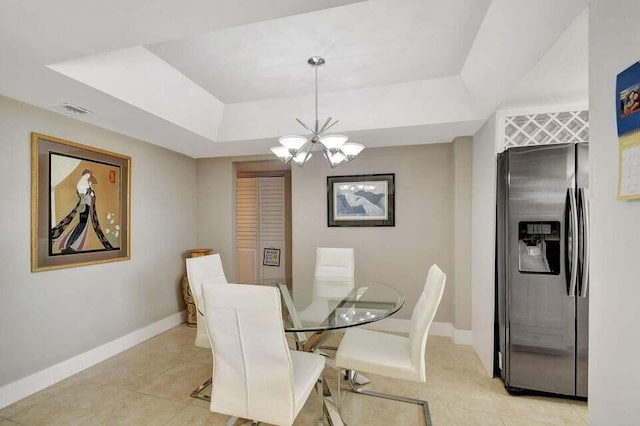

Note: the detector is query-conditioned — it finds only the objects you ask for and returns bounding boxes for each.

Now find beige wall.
[195,155,284,281]
[196,157,235,278]
[0,96,196,387]
[453,137,473,330]
[292,143,458,323]
[195,144,473,326]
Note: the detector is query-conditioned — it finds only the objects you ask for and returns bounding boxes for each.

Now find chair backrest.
[202,284,296,426]
[314,247,355,279]
[408,264,446,382]
[186,253,228,311]
[313,248,355,299]
[186,254,228,348]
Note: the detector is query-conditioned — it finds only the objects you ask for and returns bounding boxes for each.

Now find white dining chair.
[185,253,228,400]
[202,284,326,426]
[298,248,355,326]
[314,247,355,280]
[335,264,446,425]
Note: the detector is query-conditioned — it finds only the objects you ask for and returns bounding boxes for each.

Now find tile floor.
[0,324,587,425]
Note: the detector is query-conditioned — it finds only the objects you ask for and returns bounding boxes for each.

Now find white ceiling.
[501,8,588,110]
[147,0,491,103]
[0,0,590,158]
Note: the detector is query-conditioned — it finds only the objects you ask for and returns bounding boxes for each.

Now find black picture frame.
[263,248,281,266]
[327,173,395,227]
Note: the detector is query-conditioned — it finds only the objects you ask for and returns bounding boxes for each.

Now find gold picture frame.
[31,133,131,272]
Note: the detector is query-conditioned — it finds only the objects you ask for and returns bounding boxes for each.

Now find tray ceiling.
[0,0,589,157]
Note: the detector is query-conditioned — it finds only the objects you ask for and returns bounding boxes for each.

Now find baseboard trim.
[364,319,472,345]
[0,310,186,410]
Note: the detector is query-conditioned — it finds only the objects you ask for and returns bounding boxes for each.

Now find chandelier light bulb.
[271,146,293,163]
[279,135,307,152]
[328,151,346,168]
[319,134,348,151]
[340,142,365,161]
[293,151,312,166]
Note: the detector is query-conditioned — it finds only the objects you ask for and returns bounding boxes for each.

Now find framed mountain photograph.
[327,173,395,227]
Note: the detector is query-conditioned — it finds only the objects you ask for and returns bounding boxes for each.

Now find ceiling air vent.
[50,103,92,115]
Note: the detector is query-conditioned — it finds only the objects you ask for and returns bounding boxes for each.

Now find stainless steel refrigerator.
[496,143,589,398]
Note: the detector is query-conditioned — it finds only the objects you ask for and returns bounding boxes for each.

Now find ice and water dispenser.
[517,221,560,274]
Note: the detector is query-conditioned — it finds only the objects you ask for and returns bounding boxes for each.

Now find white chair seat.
[291,350,325,416]
[334,265,446,426]
[336,328,418,382]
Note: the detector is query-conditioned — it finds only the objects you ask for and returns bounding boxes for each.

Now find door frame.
[235,165,292,282]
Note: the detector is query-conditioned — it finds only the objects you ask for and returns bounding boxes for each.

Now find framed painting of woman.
[31,133,131,271]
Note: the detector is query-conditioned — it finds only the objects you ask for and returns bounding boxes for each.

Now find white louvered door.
[236,176,286,282]
[258,177,285,280]
[236,177,258,283]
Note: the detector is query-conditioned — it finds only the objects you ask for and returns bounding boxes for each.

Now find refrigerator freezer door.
[496,151,509,380]
[506,144,576,396]
[576,142,589,397]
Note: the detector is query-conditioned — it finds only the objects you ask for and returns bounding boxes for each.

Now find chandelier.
[270,56,364,168]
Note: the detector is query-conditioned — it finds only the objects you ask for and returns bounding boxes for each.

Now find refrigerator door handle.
[567,188,579,297]
[579,188,590,298]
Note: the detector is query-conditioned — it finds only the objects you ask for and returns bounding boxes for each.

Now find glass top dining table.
[242,277,405,333]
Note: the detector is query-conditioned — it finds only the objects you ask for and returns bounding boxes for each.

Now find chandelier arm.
[320,145,336,168]
[318,116,332,134]
[296,119,316,136]
[322,119,339,134]
[300,140,313,155]
[301,147,313,165]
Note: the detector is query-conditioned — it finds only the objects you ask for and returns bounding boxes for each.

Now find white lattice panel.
[504,110,589,149]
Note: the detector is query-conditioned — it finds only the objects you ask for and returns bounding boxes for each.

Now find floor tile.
[567,400,588,424]
[500,414,557,426]
[164,404,231,425]
[442,406,505,426]
[1,324,589,426]
[0,374,90,419]
[137,361,212,403]
[10,380,130,425]
[85,391,186,425]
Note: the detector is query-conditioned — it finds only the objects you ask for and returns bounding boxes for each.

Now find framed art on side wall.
[327,173,395,227]
[263,248,281,267]
[31,133,131,271]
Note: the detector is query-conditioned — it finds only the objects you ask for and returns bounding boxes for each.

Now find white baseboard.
[0,310,186,410]
[429,321,453,337]
[364,319,473,345]
[452,328,474,345]
[363,318,412,334]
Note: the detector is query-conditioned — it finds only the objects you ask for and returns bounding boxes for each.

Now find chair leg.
[346,371,432,426]
[317,345,338,351]
[190,377,212,401]
[316,377,325,425]
[336,368,342,415]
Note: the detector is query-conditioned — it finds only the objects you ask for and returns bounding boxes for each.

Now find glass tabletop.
[241,277,405,333]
